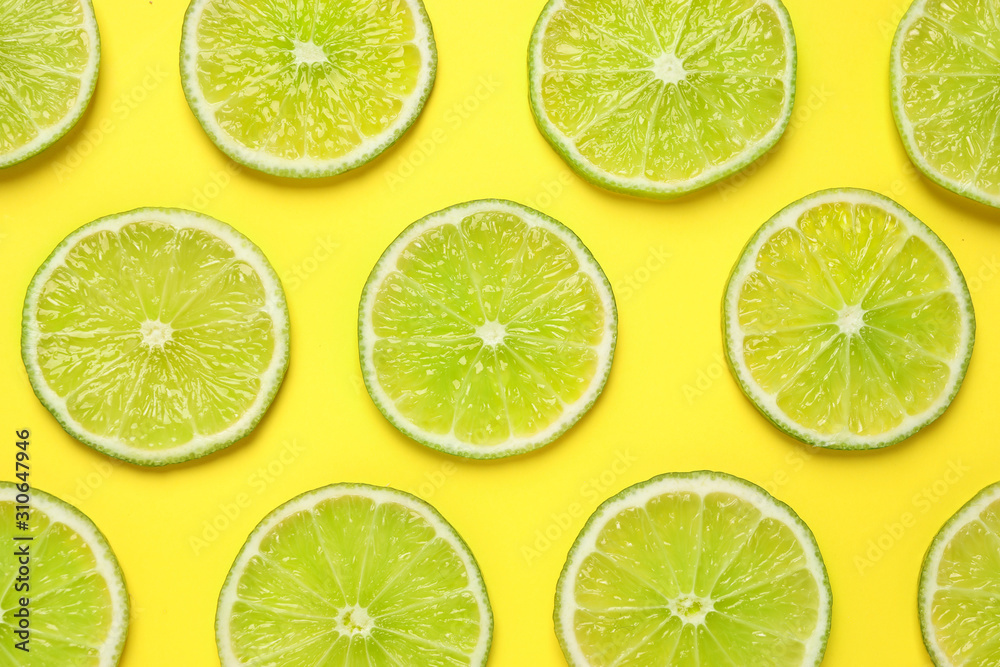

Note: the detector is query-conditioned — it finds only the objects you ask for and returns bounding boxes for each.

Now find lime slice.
[216,483,492,666]
[0,0,100,168]
[920,481,1000,666]
[180,0,436,178]
[891,0,1000,208]
[555,471,831,666]
[358,199,617,459]
[528,0,796,199]
[0,483,129,665]
[21,208,290,466]
[724,188,975,449]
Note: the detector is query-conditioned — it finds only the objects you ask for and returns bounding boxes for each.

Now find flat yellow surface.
[2,0,1000,664]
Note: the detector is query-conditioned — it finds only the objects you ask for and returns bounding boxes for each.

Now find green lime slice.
[0,0,100,168]
[0,483,129,665]
[723,188,975,449]
[528,0,796,199]
[920,481,1000,666]
[21,208,290,466]
[891,0,1000,208]
[555,471,831,666]
[180,0,436,178]
[358,199,617,459]
[216,483,492,666]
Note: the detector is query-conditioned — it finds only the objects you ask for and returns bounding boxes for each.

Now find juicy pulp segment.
[895,0,1000,204]
[32,220,277,450]
[566,485,824,665]
[0,499,117,665]
[925,492,1000,665]
[369,211,605,447]
[191,0,424,161]
[736,201,963,438]
[535,0,791,184]
[225,493,486,666]
[0,0,96,159]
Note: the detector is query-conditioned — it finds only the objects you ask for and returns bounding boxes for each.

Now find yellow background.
[2,0,999,664]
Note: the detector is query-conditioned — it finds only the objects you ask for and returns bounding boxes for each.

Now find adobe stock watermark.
[855,459,969,575]
[876,0,911,40]
[385,74,501,190]
[682,351,727,404]
[408,462,457,501]
[716,84,835,201]
[65,460,118,505]
[282,235,340,291]
[51,64,169,182]
[525,170,574,211]
[187,162,243,210]
[189,438,306,555]
[616,245,672,302]
[522,449,638,565]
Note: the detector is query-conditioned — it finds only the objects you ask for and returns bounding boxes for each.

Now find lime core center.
[476,320,507,346]
[292,40,328,66]
[838,305,866,336]
[335,605,373,636]
[140,320,173,347]
[669,594,713,624]
[652,52,687,85]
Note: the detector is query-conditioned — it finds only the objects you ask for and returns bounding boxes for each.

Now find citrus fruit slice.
[358,199,617,459]
[0,0,100,168]
[555,470,831,666]
[528,0,796,199]
[21,208,290,466]
[180,0,436,178]
[724,188,975,449]
[0,482,129,665]
[216,483,492,666]
[891,0,1000,208]
[920,481,1000,666]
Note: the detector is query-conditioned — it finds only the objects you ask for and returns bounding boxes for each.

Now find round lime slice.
[0,483,129,665]
[555,471,831,666]
[0,0,100,168]
[891,0,1000,208]
[358,199,617,459]
[528,0,796,199]
[21,208,290,465]
[920,480,1000,666]
[216,483,492,666]
[180,0,436,178]
[724,188,975,449]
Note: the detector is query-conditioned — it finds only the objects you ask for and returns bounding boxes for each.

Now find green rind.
[179,0,438,179]
[527,0,797,200]
[553,470,832,667]
[0,0,101,169]
[357,199,618,460]
[20,207,291,467]
[0,481,130,666]
[919,480,1000,667]
[889,0,1000,210]
[722,187,976,450]
[216,482,493,666]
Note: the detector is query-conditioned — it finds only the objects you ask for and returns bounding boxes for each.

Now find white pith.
[216,484,492,666]
[358,200,617,459]
[22,208,290,465]
[890,0,1000,209]
[723,188,975,449]
[180,0,436,178]
[0,0,100,168]
[920,482,1000,667]
[0,484,128,666]
[529,0,796,198]
[556,472,831,667]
